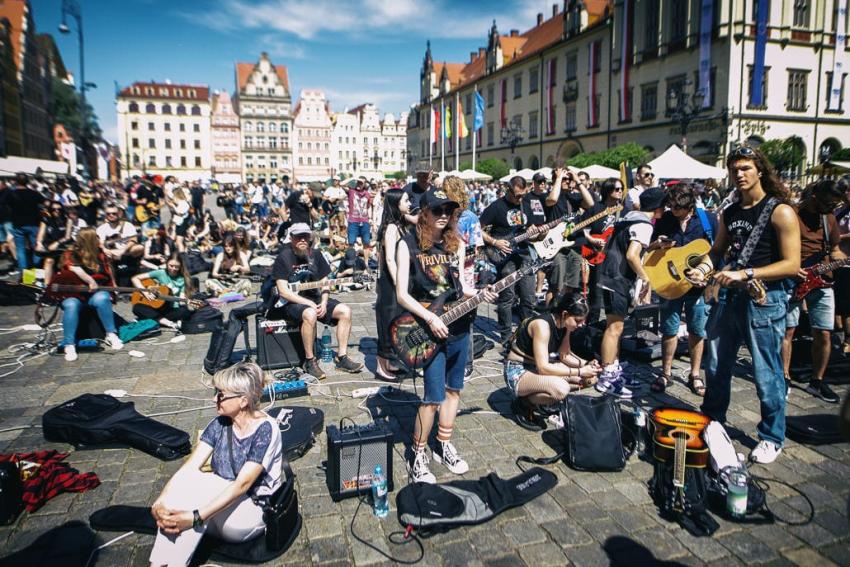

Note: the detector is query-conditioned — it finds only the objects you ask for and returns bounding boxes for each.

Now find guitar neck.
[439,270,524,326]
[672,433,687,489]
[812,257,850,275]
[49,284,136,294]
[512,215,573,245]
[566,207,618,236]
[288,278,355,292]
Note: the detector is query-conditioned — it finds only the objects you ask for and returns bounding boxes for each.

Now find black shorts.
[272,298,341,326]
[603,289,630,317]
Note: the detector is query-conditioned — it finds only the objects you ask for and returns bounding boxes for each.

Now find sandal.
[688,374,706,397]
[651,373,670,393]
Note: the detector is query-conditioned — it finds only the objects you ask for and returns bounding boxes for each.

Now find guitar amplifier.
[325,421,394,501]
[255,316,305,370]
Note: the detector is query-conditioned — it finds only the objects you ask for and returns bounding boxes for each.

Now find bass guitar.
[530,205,623,260]
[793,257,850,301]
[485,213,578,267]
[390,260,549,369]
[651,408,711,512]
[580,226,614,265]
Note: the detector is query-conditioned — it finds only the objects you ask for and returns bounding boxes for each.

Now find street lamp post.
[500,119,525,154]
[666,79,705,154]
[59,0,88,176]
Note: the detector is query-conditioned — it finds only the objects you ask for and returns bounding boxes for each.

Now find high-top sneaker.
[408,449,436,483]
[432,441,469,475]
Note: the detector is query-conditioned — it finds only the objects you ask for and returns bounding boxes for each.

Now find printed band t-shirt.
[479,196,544,256]
[347,188,372,223]
[723,198,780,269]
[271,247,332,302]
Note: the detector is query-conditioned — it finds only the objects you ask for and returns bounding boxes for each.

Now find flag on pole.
[547,58,556,134]
[434,107,441,146]
[445,105,452,139]
[499,79,507,128]
[619,161,633,191]
[473,90,485,131]
[429,105,436,148]
[619,0,633,121]
[457,98,469,138]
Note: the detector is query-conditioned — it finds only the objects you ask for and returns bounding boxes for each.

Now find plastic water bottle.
[321,326,333,363]
[725,466,749,518]
[371,465,389,518]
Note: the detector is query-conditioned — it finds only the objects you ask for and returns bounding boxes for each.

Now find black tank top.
[513,313,564,360]
[724,197,780,268]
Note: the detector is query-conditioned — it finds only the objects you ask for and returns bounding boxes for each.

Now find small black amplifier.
[325,421,394,501]
[255,316,305,370]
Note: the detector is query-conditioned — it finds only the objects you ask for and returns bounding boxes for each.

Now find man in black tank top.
[688,146,801,465]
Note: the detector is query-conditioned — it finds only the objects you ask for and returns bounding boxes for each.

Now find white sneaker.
[409,449,436,484]
[595,376,634,399]
[432,441,469,475]
[104,333,124,350]
[64,345,77,362]
[749,440,782,464]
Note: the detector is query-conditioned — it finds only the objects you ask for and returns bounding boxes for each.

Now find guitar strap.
[732,197,778,270]
[821,214,830,258]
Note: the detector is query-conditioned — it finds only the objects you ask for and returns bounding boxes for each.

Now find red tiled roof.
[236,60,290,93]
[118,82,210,101]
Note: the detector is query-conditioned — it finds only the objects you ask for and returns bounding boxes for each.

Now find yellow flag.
[445,106,452,138]
[458,99,469,138]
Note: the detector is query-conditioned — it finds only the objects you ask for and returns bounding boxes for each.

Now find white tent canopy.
[459,169,492,181]
[647,144,727,180]
[578,164,619,179]
[0,156,69,177]
[500,168,535,182]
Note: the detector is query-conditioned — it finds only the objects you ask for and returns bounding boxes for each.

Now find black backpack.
[649,460,719,537]
[183,306,224,334]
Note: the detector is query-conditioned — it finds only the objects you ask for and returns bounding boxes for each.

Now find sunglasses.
[643,173,654,178]
[729,146,756,159]
[430,205,454,217]
[214,389,241,404]
[105,211,119,216]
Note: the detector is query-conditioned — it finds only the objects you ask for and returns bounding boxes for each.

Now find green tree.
[50,77,102,141]
[469,158,509,181]
[389,170,407,180]
[758,136,805,174]
[829,147,850,161]
[567,142,649,169]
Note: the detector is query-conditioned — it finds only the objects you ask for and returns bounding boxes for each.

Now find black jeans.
[495,255,535,344]
[132,303,191,323]
[209,301,265,371]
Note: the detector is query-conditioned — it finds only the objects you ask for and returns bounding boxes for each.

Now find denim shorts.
[347,221,371,245]
[422,333,469,404]
[786,287,835,330]
[659,294,708,338]
[503,360,527,397]
[0,221,11,241]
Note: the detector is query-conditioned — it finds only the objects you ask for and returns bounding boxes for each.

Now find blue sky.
[30,0,556,144]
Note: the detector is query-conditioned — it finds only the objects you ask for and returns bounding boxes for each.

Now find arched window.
[176,104,186,115]
[128,102,139,113]
[529,155,540,169]
[145,103,156,113]
[513,157,523,170]
[257,122,265,132]
[191,105,201,116]
[244,121,253,132]
[282,123,289,133]
[161,103,172,114]
[269,122,276,132]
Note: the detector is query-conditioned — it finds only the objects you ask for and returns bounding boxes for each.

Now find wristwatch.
[745,268,755,281]
[192,509,203,528]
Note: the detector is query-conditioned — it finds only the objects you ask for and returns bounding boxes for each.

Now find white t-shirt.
[172,200,190,225]
[96,220,137,245]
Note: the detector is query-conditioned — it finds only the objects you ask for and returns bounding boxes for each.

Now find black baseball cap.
[640,187,667,211]
[532,173,546,183]
[421,187,459,212]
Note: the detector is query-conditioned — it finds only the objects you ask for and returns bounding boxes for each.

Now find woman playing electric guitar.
[131,253,197,331]
[505,292,601,430]
[395,188,497,483]
[56,228,124,362]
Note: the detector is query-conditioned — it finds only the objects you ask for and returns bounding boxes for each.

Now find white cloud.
[186,0,552,41]
[322,87,411,114]
[257,34,307,59]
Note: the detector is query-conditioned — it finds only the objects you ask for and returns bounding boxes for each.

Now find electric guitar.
[580,226,615,265]
[485,212,578,267]
[390,260,550,369]
[651,408,711,513]
[530,205,623,260]
[793,258,850,301]
[272,272,376,307]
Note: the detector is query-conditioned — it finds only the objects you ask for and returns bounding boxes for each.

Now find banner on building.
[698,0,713,108]
[434,107,441,148]
[429,105,436,149]
[547,58,556,134]
[473,90,485,131]
[620,0,633,120]
[588,40,600,125]
[500,79,507,128]
[751,0,769,107]
[445,104,452,139]
[829,0,848,111]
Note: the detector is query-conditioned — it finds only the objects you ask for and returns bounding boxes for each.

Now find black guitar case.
[266,406,324,460]
[786,413,846,445]
[42,394,191,461]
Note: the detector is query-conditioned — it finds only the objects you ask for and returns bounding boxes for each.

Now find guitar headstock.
[606,204,624,215]
[524,259,552,274]
[354,271,377,285]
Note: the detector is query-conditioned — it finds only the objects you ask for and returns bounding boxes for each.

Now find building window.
[487,84,495,107]
[148,138,155,149]
[282,123,289,133]
[465,94,472,113]
[271,159,277,169]
[181,156,187,167]
[128,102,139,113]
[825,72,847,112]
[641,84,658,120]
[194,140,201,149]
[566,52,577,81]
[669,0,687,50]
[644,0,659,58]
[191,105,201,116]
[245,136,253,148]
[133,154,139,166]
[665,75,688,115]
[193,124,200,133]
[195,157,202,167]
[176,104,186,115]
[148,122,155,131]
[793,0,809,27]
[165,156,172,167]
[131,138,139,148]
[131,121,138,130]
[270,138,277,149]
[565,105,576,132]
[746,66,770,108]
[787,70,808,111]
[244,121,253,132]
[180,140,186,149]
[513,73,522,98]
[589,95,601,127]
[299,157,304,165]
[269,122,276,132]
[529,68,539,94]
[165,139,171,149]
[161,104,172,114]
[529,111,539,138]
[164,122,171,132]
[486,121,494,146]
[147,155,155,167]
[257,122,265,132]
[179,124,185,132]
[145,103,156,113]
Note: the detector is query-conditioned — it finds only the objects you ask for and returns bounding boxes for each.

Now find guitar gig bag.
[266,406,324,460]
[42,394,191,461]
[649,460,718,537]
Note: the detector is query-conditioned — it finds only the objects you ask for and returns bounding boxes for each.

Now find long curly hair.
[73,227,102,272]
[417,207,460,254]
[726,146,790,204]
[442,176,468,212]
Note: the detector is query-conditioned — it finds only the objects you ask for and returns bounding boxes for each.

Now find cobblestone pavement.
[0,287,848,566]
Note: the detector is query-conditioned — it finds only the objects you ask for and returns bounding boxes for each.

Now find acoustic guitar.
[42,272,210,310]
[130,277,206,310]
[642,239,711,300]
[390,260,549,369]
[651,407,711,512]
[135,202,162,223]
[530,205,623,260]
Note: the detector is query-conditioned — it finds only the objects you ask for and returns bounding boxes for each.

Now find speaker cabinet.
[255,316,305,370]
[325,421,394,501]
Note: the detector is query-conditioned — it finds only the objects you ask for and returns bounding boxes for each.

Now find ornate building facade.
[210,91,241,183]
[293,89,332,181]
[330,103,408,178]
